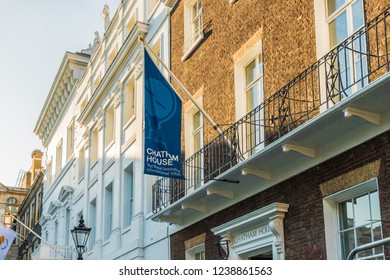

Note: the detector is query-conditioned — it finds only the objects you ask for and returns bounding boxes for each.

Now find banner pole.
[9,214,49,245]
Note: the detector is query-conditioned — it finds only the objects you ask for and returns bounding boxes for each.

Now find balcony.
[31,244,73,260]
[152,8,390,226]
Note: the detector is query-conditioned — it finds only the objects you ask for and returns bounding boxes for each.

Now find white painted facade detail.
[34,0,172,260]
[212,203,289,260]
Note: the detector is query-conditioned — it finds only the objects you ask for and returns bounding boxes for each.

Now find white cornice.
[211,202,289,236]
[34,52,90,147]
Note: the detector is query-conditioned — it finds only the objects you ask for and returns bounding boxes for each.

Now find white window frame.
[55,139,63,177]
[328,0,366,93]
[182,0,204,61]
[89,198,97,249]
[185,244,205,260]
[65,208,70,246]
[104,103,115,150]
[315,0,365,56]
[314,0,366,105]
[152,39,162,71]
[78,147,85,181]
[54,220,59,245]
[185,97,204,189]
[90,127,99,167]
[46,157,53,187]
[192,111,203,153]
[67,119,75,160]
[323,178,383,260]
[123,76,136,128]
[234,39,264,155]
[104,182,113,241]
[123,163,134,229]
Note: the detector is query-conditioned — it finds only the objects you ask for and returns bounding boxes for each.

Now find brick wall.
[171,130,390,259]
[171,0,318,144]
[365,0,389,22]
[170,0,387,146]
[169,0,390,259]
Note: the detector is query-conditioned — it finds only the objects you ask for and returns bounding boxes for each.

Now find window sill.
[78,175,85,184]
[66,152,75,163]
[105,140,115,152]
[123,116,136,131]
[121,133,136,154]
[90,160,99,170]
[103,238,111,246]
[181,34,204,61]
[103,157,115,174]
[122,225,132,235]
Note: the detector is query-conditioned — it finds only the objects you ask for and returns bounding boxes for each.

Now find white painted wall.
[38,0,173,260]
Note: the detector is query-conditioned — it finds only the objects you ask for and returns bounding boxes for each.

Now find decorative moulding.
[343,107,381,125]
[282,144,316,158]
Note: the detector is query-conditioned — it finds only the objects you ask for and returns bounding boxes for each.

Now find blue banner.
[143,49,184,179]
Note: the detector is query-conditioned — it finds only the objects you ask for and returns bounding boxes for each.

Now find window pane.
[356,248,373,259]
[105,105,115,146]
[352,0,364,31]
[124,78,135,124]
[194,131,201,152]
[193,111,201,130]
[246,86,260,112]
[193,18,201,35]
[370,191,381,222]
[354,193,370,227]
[356,225,371,247]
[329,11,348,47]
[245,59,256,86]
[191,0,201,21]
[339,199,354,230]
[372,222,382,241]
[327,0,346,15]
[340,229,355,259]
[373,222,384,255]
[195,251,205,260]
[123,164,134,227]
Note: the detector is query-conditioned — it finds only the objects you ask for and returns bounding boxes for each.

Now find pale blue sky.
[0,0,120,186]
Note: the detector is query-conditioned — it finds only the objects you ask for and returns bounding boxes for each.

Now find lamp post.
[71,215,91,260]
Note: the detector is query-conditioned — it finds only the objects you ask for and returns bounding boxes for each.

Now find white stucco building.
[33,0,173,260]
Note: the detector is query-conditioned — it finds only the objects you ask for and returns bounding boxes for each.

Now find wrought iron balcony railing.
[152,7,390,213]
[31,244,73,260]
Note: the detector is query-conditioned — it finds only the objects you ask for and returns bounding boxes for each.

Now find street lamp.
[216,239,231,260]
[71,215,91,260]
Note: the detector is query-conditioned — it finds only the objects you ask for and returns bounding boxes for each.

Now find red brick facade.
[171,130,390,259]
[168,0,390,260]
